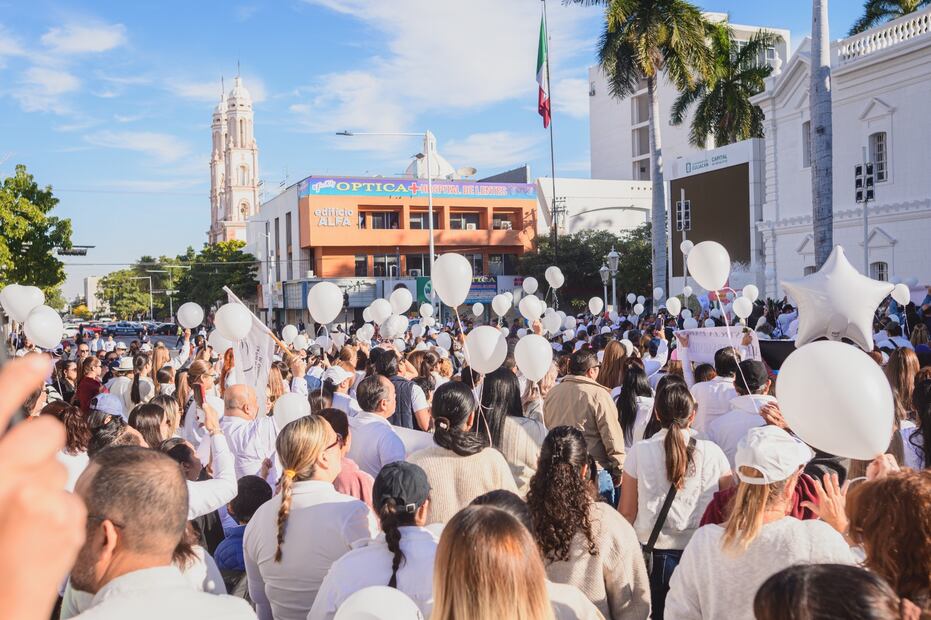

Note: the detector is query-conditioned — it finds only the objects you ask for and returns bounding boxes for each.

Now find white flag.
[224,287,277,415]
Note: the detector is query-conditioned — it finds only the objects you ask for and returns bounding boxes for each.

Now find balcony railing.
[835,7,931,65]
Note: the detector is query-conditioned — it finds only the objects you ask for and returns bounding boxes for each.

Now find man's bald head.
[224,384,258,417]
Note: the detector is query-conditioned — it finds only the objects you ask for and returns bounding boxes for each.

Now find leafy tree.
[849,0,929,34]
[671,25,781,148]
[176,240,258,311]
[0,164,73,296]
[131,254,187,319]
[72,304,92,319]
[99,270,149,319]
[570,0,714,292]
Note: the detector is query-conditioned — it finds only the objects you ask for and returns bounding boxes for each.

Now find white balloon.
[687,241,731,291]
[307,281,344,325]
[281,324,298,344]
[653,287,664,301]
[315,335,332,350]
[499,326,509,337]
[637,295,646,305]
[514,334,552,382]
[666,297,682,316]
[504,291,514,303]
[176,302,204,329]
[682,285,693,297]
[563,316,577,330]
[633,303,644,316]
[369,298,392,325]
[733,296,753,319]
[681,309,693,320]
[472,302,484,317]
[389,287,413,315]
[703,318,716,328]
[393,338,407,352]
[589,297,604,316]
[491,294,511,317]
[542,312,562,334]
[522,276,539,295]
[421,316,435,327]
[362,307,373,323]
[207,329,233,354]
[544,266,565,289]
[891,283,911,306]
[683,317,699,329]
[710,308,722,319]
[293,334,309,350]
[410,324,424,338]
[516,328,528,338]
[519,295,543,322]
[742,284,760,303]
[778,341,894,459]
[608,311,619,323]
[626,293,637,304]
[214,303,252,341]
[273,393,311,431]
[381,314,409,340]
[419,303,434,318]
[332,332,347,348]
[680,240,694,255]
[334,585,422,620]
[24,305,63,349]
[355,325,373,342]
[435,332,452,351]
[464,325,507,373]
[432,253,473,307]
[0,284,45,323]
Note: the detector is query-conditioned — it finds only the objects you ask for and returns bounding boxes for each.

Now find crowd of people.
[2,295,930,620]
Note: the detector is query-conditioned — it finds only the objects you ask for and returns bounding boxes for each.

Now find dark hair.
[376,485,419,588]
[431,381,486,457]
[357,374,391,413]
[694,363,716,383]
[229,475,273,524]
[471,489,532,531]
[418,350,440,380]
[654,382,697,490]
[569,349,599,375]
[754,564,905,620]
[308,391,333,414]
[160,436,197,467]
[411,375,434,402]
[87,415,141,457]
[713,346,739,377]
[156,366,173,385]
[374,349,400,378]
[40,401,90,454]
[128,402,166,450]
[476,368,522,448]
[616,358,652,445]
[316,407,349,439]
[459,366,481,388]
[910,378,931,468]
[526,426,596,562]
[130,353,149,405]
[644,373,688,440]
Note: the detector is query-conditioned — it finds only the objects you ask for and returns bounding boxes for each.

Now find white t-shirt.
[624,429,730,549]
[57,450,89,493]
[346,411,407,478]
[705,394,776,468]
[411,383,429,411]
[688,377,738,435]
[611,390,655,450]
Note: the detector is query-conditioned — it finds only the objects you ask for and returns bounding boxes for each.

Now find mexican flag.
[536,13,551,128]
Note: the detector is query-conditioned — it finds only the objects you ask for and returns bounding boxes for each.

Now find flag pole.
[542,0,559,271]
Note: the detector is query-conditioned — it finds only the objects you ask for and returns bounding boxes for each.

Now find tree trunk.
[810,0,834,268]
[647,75,668,292]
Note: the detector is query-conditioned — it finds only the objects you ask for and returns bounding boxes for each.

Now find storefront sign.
[465,277,498,304]
[313,207,355,227]
[300,176,536,200]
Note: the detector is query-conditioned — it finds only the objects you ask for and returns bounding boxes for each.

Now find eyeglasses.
[325,433,344,451]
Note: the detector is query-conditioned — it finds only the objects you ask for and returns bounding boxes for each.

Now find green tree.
[131,254,186,319]
[671,25,781,148]
[176,240,258,311]
[0,164,73,296]
[571,0,713,293]
[99,270,149,319]
[850,0,929,34]
[72,304,92,319]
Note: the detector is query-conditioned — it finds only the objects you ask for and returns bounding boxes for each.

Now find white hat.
[734,426,814,485]
[619,339,634,357]
[140,343,152,352]
[115,356,134,372]
[90,393,125,419]
[115,341,128,350]
[322,365,354,386]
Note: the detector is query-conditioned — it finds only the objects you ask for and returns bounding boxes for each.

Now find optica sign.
[299,176,536,200]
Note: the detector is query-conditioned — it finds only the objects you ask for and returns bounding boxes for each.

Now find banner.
[299,176,536,200]
[465,277,498,304]
[225,287,277,416]
[679,326,761,365]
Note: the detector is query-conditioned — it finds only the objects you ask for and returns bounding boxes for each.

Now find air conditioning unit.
[305,270,315,279]
[409,269,422,277]
[465,223,477,230]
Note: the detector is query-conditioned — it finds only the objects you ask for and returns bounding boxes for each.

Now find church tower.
[208,75,260,244]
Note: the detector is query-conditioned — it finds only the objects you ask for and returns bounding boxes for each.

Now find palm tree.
[670,25,782,148]
[850,0,931,35]
[572,0,713,292]
[811,0,834,268]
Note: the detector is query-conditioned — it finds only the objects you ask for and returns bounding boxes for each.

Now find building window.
[869,261,888,281]
[239,119,245,145]
[802,121,811,168]
[803,265,817,276]
[869,132,887,182]
[466,253,483,275]
[274,217,281,281]
[405,254,431,276]
[239,165,248,185]
[285,213,293,280]
[409,211,439,230]
[487,254,518,275]
[373,254,399,277]
[355,255,367,277]
[633,159,650,180]
[450,213,480,230]
[368,212,399,229]
[492,213,514,230]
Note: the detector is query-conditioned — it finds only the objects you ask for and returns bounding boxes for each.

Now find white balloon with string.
[491,294,510,317]
[332,332,347,348]
[682,285,693,298]
[633,303,644,316]
[362,307,373,323]
[626,293,636,304]
[687,241,731,292]
[432,253,473,307]
[542,312,562,335]
[208,329,233,354]
[704,318,715,328]
[307,281,344,325]
[435,332,452,351]
[464,326,507,373]
[742,284,760,303]
[519,295,543,322]
[683,317,698,329]
[588,297,604,316]
[545,266,565,289]
[733,297,753,319]
[292,334,309,350]
[666,297,682,316]
[472,303,484,317]
[563,316,577,330]
[419,303,434,318]
[281,324,298,344]
[389,287,413,314]
[410,324,424,338]
[637,295,646,305]
[522,277,539,295]
[514,334,552,382]
[681,309,692,320]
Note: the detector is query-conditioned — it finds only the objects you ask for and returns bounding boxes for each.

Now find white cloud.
[169,74,267,104]
[444,131,543,170]
[40,22,127,54]
[13,67,81,113]
[83,130,191,163]
[0,24,26,65]
[553,77,590,119]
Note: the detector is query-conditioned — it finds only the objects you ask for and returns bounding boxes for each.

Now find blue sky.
[0,0,865,298]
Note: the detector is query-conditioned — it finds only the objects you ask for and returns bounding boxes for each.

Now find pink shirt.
[333,457,374,509]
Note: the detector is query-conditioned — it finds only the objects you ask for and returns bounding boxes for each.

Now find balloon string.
[318,323,330,400]
[716,290,761,417]
[453,307,493,445]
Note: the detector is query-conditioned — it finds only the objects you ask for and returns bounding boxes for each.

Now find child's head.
[156,365,175,385]
[694,363,717,383]
[228,475,273,525]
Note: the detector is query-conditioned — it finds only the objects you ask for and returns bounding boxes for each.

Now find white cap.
[322,365,354,385]
[734,426,814,485]
[140,343,152,352]
[90,393,125,419]
[115,341,128,350]
[115,356,134,372]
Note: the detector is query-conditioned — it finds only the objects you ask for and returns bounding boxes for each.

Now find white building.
[588,13,791,181]
[208,76,261,244]
[751,8,931,297]
[535,177,651,236]
[84,276,106,313]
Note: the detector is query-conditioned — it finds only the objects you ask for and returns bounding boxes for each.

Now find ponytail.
[617,358,651,445]
[654,382,696,489]
[275,473,295,562]
[130,354,148,405]
[721,466,790,553]
[379,498,417,587]
[431,382,487,457]
[663,426,692,490]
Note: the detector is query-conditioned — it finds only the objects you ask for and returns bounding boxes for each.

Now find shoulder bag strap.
[644,437,696,555]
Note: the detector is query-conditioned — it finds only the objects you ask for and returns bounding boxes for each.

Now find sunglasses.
[325,433,344,451]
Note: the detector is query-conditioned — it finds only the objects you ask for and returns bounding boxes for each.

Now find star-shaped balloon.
[782,245,893,352]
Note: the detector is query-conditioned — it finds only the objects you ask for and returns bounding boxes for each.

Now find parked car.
[81,323,104,335]
[155,322,178,335]
[105,321,142,337]
[62,322,80,339]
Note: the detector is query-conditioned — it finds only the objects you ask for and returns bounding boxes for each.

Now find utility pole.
[676,188,691,288]
[855,148,875,274]
[552,196,566,264]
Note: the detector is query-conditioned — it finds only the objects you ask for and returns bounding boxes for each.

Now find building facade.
[83,276,107,314]
[535,177,652,238]
[208,76,261,244]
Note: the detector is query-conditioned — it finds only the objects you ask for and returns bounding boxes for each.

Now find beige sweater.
[407,444,518,524]
[499,415,547,496]
[545,502,650,620]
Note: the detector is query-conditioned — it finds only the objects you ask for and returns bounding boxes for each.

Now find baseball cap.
[736,360,769,393]
[140,343,152,352]
[322,365,354,385]
[115,356,134,372]
[373,462,431,513]
[90,393,125,419]
[734,426,814,485]
[115,342,128,350]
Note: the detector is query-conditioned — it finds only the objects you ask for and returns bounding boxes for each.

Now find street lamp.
[599,263,610,314]
[607,246,620,310]
[147,266,190,319]
[130,276,154,320]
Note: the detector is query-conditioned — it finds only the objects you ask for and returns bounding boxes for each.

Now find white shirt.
[776,311,798,336]
[104,339,116,352]
[308,525,440,620]
[688,376,738,434]
[665,519,855,620]
[106,376,133,418]
[57,450,89,493]
[625,429,730,549]
[610,390,655,450]
[705,394,775,468]
[332,391,362,418]
[546,581,605,620]
[90,338,102,352]
[291,376,308,395]
[220,414,279,479]
[411,383,429,411]
[68,566,255,620]
[347,410,407,478]
[186,432,237,520]
[901,426,926,470]
[244,480,379,620]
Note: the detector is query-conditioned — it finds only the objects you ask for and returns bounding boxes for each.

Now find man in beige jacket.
[544,348,626,506]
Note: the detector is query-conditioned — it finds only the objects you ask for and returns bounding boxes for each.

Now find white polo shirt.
[688,377,738,434]
[220,414,279,479]
[332,391,362,418]
[347,410,408,478]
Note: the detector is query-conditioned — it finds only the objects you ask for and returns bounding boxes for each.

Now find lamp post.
[599,263,610,314]
[147,266,191,320]
[130,276,153,320]
[607,246,620,310]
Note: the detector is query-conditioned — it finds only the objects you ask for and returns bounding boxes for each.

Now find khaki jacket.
[543,375,626,478]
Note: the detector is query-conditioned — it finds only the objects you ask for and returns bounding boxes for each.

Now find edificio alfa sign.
[313,208,354,227]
